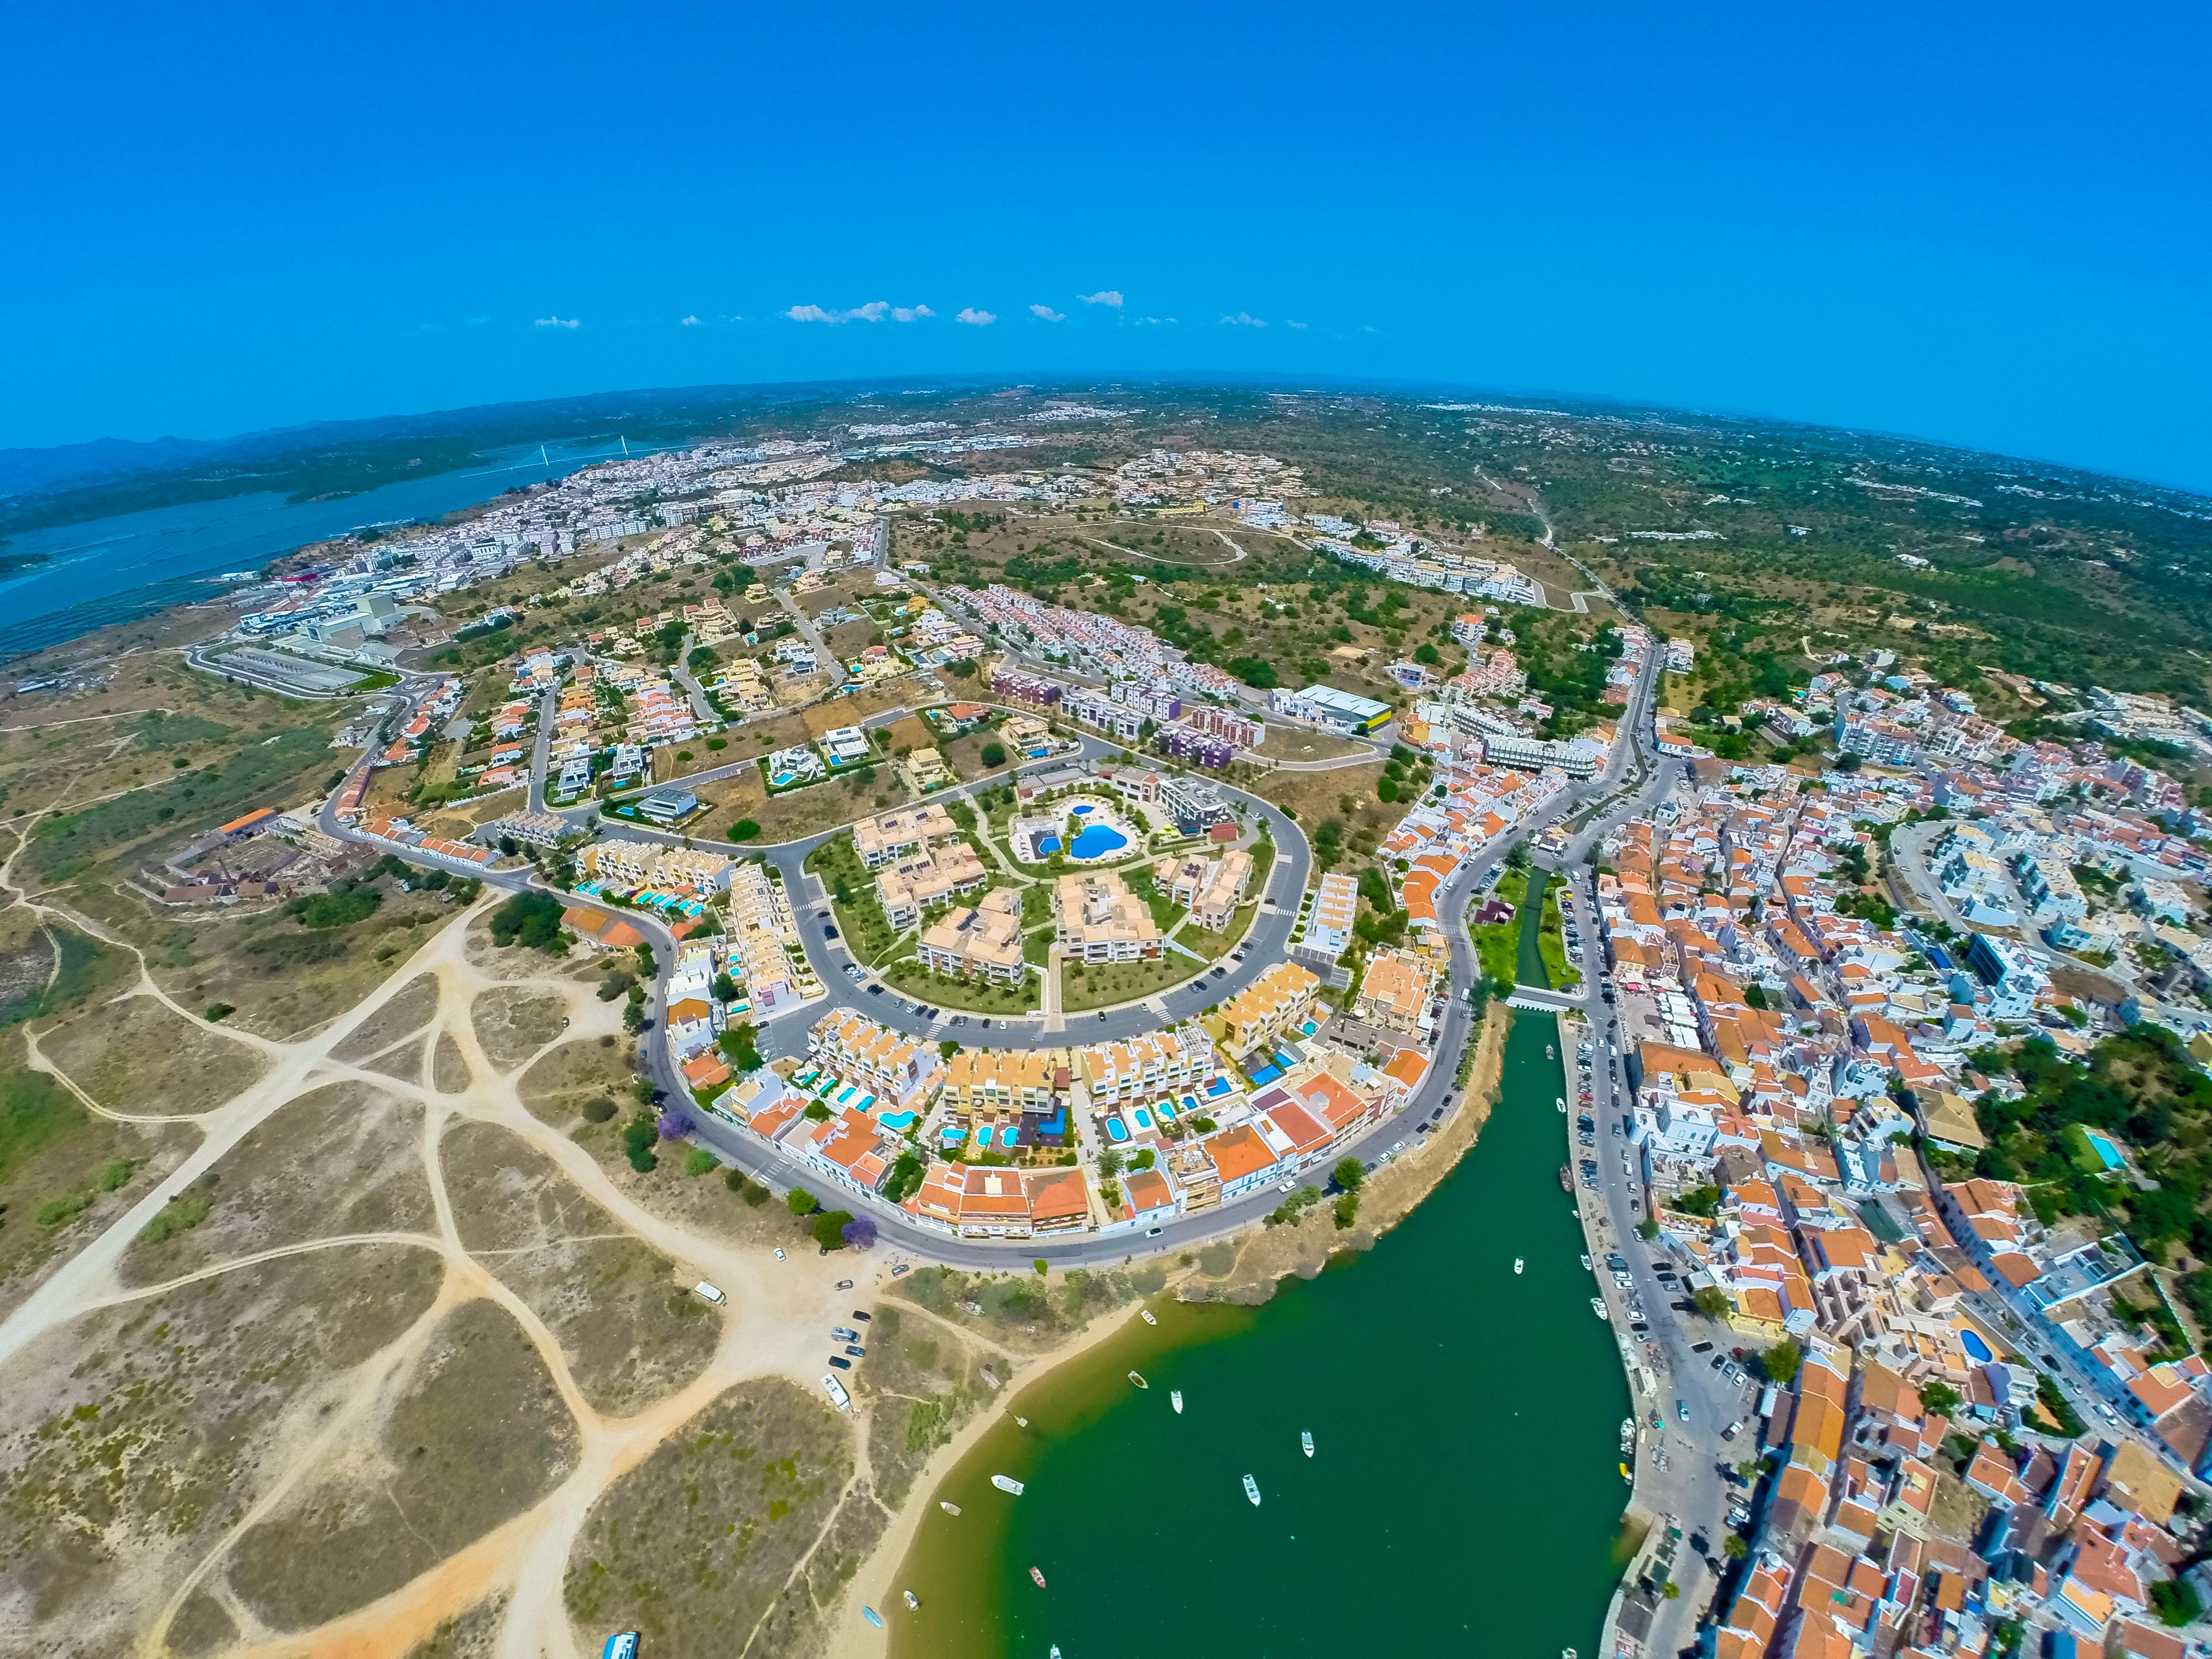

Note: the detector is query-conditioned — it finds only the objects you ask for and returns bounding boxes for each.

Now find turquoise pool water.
[2084,1130,2124,1170]
[1133,1107,1154,1130]
[1072,824,1128,858]
[879,1110,916,1132]
[941,1126,966,1145]
[1960,1328,1994,1363]
[1072,804,1095,816]
[1035,835,1062,857]
[1206,1077,1232,1098]
[1105,1117,1130,1143]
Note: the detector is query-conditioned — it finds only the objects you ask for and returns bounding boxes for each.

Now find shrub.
[488,890,566,951]
[620,1112,659,1172]
[289,884,382,929]
[980,742,1007,768]
[787,1186,818,1216]
[1333,1192,1359,1229]
[813,1209,854,1250]
[685,1147,718,1177]
[204,1002,235,1022]
[138,1193,211,1244]
[580,1095,617,1124]
[731,820,760,842]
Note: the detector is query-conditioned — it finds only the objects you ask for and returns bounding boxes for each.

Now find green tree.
[787,1186,817,1216]
[711,971,740,1003]
[1333,1156,1365,1192]
[1761,1339,1803,1386]
[813,1209,854,1250]
[1918,1379,1962,1417]
[1034,1258,1048,1276]
[1693,1286,1732,1319]
[980,742,1007,768]
[1333,1192,1360,1229]
[1723,1533,1749,1561]
[731,819,760,841]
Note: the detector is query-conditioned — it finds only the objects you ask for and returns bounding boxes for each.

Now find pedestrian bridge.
[1505,985,1580,1012]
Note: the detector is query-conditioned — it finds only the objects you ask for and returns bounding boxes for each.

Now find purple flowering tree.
[842,1216,879,1251]
[656,1108,694,1141]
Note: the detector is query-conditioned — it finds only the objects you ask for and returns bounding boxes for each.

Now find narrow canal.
[889,886,1631,1658]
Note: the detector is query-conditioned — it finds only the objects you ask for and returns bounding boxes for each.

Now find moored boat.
[1591,1298,1609,1320]
[1140,1308,1157,1325]
[940,1501,962,1515]
[904,1590,920,1610]
[1243,1474,1262,1505]
[1171,1389,1183,1413]
[1547,1044,1554,1059]
[863,1608,884,1630]
[1580,1253,1593,1271]
[1301,1430,1314,1457]
[1558,1165,1572,1192]
[1514,1257,1524,1274]
[1030,1565,1048,1589]
[1556,1096,1566,1112]
[993,1474,1025,1495]
[1128,1370,1148,1390]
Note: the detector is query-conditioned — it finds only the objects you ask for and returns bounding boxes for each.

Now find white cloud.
[1078,289,1124,309]
[534,315,580,329]
[1134,315,1176,327]
[956,307,997,326]
[1029,304,1066,322]
[1286,319,1308,330]
[681,315,702,326]
[785,301,918,324]
[1220,312,1266,328]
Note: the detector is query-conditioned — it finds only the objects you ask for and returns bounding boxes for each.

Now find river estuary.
[888,895,1632,1658]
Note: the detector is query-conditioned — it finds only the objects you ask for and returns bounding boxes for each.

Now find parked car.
[774,1248,787,1261]
[891,1262,910,1276]
[831,1326,860,1342]
[851,1310,870,1321]
[844,1345,866,1358]
[828,1356,852,1370]
[692,1281,726,1305]
[867,984,884,995]
[822,924,839,940]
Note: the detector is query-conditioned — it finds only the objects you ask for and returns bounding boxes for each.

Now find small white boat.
[1556,1096,1566,1112]
[1015,1416,1029,1428]
[1051,1648,1062,1659]
[1243,1474,1262,1506]
[1580,1254,1593,1271]
[1566,1648,1579,1659]
[1514,1257,1525,1275]
[1591,1298,1609,1321]
[1140,1308,1157,1326]
[1171,1389,1183,1414]
[940,1500,961,1515]
[1301,1430,1314,1457]
[992,1474,1025,1495]
[1129,1370,1149,1390]
[904,1590,920,1610]
[1547,1044,1555,1060]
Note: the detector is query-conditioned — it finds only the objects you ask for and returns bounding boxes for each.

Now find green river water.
[887,883,1633,1658]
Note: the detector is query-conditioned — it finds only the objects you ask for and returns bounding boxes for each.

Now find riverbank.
[867,994,1631,1659]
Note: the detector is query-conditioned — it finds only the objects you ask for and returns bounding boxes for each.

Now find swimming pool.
[1000,1125,1022,1149]
[1104,1117,1130,1143]
[1959,1328,1994,1364]
[2084,1130,2124,1170]
[1071,803,1094,816]
[1035,835,1062,857]
[770,770,801,787]
[879,1110,916,1132]
[941,1125,967,1146]
[1246,1063,1282,1086]
[1132,1106,1154,1130]
[1071,823,1129,859]
[1205,1077,1232,1098]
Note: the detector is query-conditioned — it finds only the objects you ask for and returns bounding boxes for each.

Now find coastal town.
[8,408,2212,1659]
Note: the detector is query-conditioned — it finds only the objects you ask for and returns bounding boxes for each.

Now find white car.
[774,1248,787,1262]
[693,1281,727,1305]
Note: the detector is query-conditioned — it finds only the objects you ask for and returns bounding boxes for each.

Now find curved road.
[322,646,1666,1269]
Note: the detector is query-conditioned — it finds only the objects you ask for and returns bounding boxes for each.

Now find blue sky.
[6,1,2208,489]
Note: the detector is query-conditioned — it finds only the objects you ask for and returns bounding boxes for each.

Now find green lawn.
[1536,880,1582,989]
[1061,952,1207,1013]
[1125,869,1187,933]
[1181,902,1257,961]
[879,958,1040,1013]
[805,836,901,966]
[1022,927,1055,967]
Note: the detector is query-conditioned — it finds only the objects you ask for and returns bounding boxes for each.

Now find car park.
[843,964,866,983]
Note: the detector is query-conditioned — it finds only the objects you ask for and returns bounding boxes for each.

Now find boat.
[1301,1430,1314,1458]
[1140,1308,1157,1325]
[1015,1416,1029,1428]
[940,1501,962,1516]
[1558,1165,1572,1192]
[1051,1648,1062,1659]
[1619,1462,1633,1484]
[863,1607,884,1630]
[1171,1389,1183,1413]
[1556,1095,1566,1113]
[1030,1566,1048,1589]
[1547,1044,1554,1060]
[904,1590,920,1610]
[1243,1474,1262,1506]
[1514,1257,1525,1275]
[993,1474,1025,1495]
[1566,1648,1580,1658]
[1128,1370,1149,1390]
[1580,1254,1593,1271]
[1591,1298,1609,1320]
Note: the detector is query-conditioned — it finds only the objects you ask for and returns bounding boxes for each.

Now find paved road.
[320,618,1671,1280]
